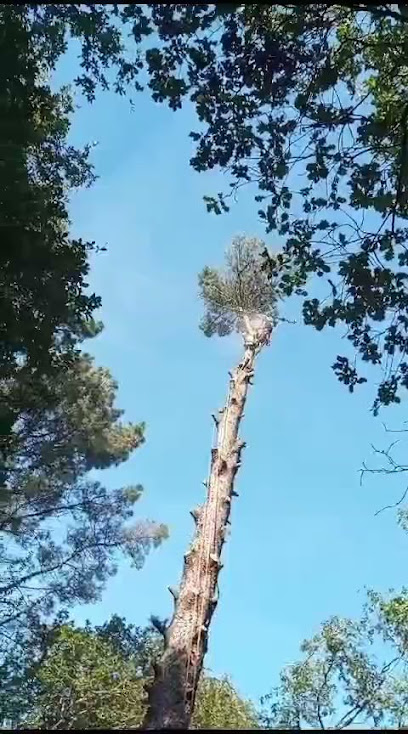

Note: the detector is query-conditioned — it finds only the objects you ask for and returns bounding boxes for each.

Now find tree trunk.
[142,321,272,729]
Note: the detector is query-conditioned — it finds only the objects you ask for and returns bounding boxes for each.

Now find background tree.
[0,1,151,461]
[0,614,259,730]
[125,3,408,415]
[6,3,408,420]
[12,590,408,730]
[192,675,259,730]
[28,624,147,730]
[0,351,167,677]
[261,588,408,730]
[0,5,101,381]
[8,4,408,414]
[143,236,277,729]
[0,3,167,670]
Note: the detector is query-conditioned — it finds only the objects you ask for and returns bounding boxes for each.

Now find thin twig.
[374,486,408,517]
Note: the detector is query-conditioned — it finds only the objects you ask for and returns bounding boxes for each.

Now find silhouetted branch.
[360,423,408,516]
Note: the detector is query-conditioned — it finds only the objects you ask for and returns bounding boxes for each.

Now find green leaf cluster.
[115,3,408,412]
[1,615,259,730]
[261,588,408,730]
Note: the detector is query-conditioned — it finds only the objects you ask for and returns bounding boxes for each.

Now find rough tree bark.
[142,317,272,729]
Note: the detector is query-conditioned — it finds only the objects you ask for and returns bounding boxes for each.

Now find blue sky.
[55,53,408,706]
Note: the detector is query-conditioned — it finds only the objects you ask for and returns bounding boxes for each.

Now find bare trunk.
[142,323,271,729]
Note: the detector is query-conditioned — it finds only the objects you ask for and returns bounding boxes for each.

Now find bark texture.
[142,320,272,730]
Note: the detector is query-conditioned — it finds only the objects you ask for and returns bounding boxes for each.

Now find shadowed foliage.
[0,4,167,671]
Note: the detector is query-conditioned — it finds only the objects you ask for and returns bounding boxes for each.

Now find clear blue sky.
[55,51,408,706]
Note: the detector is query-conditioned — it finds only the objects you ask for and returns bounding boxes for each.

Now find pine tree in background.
[0,352,168,662]
[143,237,278,729]
[0,5,167,663]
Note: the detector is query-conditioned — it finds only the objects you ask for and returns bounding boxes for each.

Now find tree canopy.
[132,4,408,414]
[192,675,259,730]
[0,5,167,668]
[0,5,101,383]
[8,592,408,730]
[261,589,408,730]
[0,614,259,730]
[7,5,408,413]
[0,351,167,665]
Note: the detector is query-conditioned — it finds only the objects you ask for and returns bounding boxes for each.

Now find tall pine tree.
[144,237,277,728]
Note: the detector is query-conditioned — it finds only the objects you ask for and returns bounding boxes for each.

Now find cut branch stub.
[184,549,193,564]
[190,507,202,524]
[168,585,179,602]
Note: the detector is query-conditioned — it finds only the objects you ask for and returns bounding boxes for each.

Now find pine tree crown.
[198,236,278,339]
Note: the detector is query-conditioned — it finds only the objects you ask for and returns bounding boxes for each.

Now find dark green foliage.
[8,5,408,411]
[0,6,101,384]
[0,6,167,670]
[114,3,408,413]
